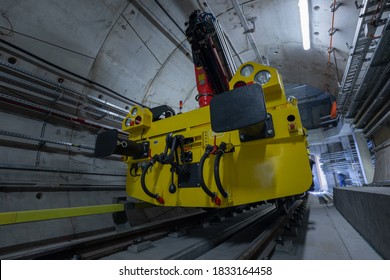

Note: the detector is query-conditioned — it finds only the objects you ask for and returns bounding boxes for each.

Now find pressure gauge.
[254,70,271,85]
[124,117,132,127]
[240,64,254,77]
[131,107,138,116]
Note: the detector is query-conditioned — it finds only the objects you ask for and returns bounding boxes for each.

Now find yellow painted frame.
[122,62,312,208]
[0,204,124,225]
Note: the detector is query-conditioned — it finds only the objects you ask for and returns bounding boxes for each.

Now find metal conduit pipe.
[0,92,119,131]
[347,67,380,117]
[0,129,94,150]
[87,94,128,115]
[0,61,129,115]
[373,138,390,152]
[352,65,390,124]
[0,165,125,177]
[0,68,68,102]
[364,110,390,137]
[0,39,146,108]
[0,75,125,122]
[0,185,125,192]
[0,68,127,120]
[354,71,390,127]
[230,0,265,65]
[362,98,390,131]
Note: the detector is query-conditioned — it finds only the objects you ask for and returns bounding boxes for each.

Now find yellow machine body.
[121,62,312,208]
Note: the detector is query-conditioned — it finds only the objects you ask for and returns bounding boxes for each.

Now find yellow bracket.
[0,204,125,225]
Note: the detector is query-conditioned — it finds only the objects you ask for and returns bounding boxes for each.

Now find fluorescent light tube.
[299,0,310,50]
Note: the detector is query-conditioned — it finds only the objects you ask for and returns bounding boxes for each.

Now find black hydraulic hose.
[214,142,229,198]
[0,38,146,108]
[162,133,172,156]
[198,145,217,199]
[140,157,164,204]
[141,160,158,199]
[167,136,178,163]
[160,133,176,164]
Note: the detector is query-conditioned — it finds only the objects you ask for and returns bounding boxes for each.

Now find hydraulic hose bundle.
[214,142,229,198]
[140,155,164,204]
[197,140,234,206]
[198,145,221,206]
[141,133,231,206]
[140,134,189,204]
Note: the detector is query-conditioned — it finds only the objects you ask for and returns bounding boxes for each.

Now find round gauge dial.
[240,64,254,77]
[131,107,138,116]
[254,70,271,85]
[124,117,132,127]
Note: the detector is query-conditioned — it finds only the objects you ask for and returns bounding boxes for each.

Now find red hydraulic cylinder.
[195,65,214,107]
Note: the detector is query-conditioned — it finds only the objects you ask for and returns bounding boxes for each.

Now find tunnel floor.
[272,193,382,260]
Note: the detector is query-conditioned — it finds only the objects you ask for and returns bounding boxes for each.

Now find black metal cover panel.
[178,163,200,188]
[209,83,267,133]
[95,129,118,157]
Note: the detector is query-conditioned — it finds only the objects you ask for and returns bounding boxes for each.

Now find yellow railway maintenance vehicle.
[95,10,313,210]
[95,61,312,209]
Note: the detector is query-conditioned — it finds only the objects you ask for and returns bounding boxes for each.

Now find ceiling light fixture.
[299,0,310,50]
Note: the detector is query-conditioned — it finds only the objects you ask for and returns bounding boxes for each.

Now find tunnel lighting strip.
[0,204,125,225]
[299,0,310,50]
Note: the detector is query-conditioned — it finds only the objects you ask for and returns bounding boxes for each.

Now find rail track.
[1,197,308,260]
[102,198,307,260]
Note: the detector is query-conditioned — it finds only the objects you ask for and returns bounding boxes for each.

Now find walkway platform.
[272,192,382,260]
[334,186,390,259]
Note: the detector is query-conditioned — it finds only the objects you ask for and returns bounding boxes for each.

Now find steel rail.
[0,210,205,260]
[165,205,276,260]
[235,198,307,259]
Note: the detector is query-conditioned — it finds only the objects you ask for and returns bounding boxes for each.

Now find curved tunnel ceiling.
[0,0,359,114]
